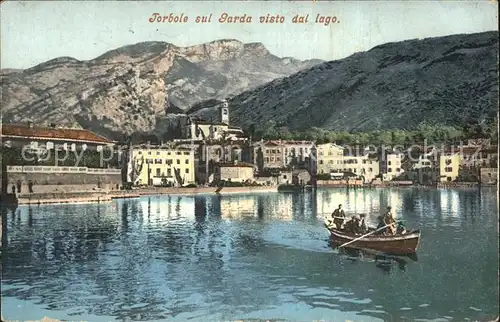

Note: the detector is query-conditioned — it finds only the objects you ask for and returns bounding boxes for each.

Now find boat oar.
[338,222,395,249]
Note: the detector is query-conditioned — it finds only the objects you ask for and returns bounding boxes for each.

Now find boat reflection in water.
[328,239,419,273]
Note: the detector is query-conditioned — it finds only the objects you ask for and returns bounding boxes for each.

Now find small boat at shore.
[325,222,421,255]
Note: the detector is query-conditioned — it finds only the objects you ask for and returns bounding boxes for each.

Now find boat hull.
[327,227,421,255]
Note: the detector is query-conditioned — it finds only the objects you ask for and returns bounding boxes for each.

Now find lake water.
[1,187,498,322]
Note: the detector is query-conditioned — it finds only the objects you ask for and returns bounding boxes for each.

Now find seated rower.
[396,221,407,234]
[359,214,368,234]
[374,206,397,235]
[345,215,362,234]
[375,215,386,235]
[383,206,397,235]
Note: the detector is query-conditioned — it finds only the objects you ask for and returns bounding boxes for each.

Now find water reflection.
[1,188,498,322]
[335,245,418,274]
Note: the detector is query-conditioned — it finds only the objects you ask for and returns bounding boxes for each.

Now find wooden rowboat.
[325,224,421,255]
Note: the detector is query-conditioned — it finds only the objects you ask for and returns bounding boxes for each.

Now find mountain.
[190,31,499,133]
[0,40,321,139]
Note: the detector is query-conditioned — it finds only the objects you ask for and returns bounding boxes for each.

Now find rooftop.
[1,123,114,144]
[217,161,254,168]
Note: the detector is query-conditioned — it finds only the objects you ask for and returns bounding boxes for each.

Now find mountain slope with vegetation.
[190,31,499,137]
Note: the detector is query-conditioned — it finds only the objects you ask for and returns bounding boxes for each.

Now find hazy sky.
[1,1,498,69]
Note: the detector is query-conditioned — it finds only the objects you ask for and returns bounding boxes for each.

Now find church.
[183,99,247,142]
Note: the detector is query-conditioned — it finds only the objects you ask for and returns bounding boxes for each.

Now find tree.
[256,147,264,172]
[130,155,144,184]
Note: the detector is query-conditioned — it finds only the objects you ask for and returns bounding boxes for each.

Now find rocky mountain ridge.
[1,39,321,139]
[190,31,499,133]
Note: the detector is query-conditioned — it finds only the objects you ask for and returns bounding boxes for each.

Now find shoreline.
[13,186,279,205]
[4,182,495,206]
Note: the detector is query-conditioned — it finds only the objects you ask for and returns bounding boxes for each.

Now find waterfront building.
[253,140,314,170]
[253,140,286,170]
[379,152,404,181]
[213,161,255,183]
[480,168,498,185]
[407,153,439,184]
[131,144,195,186]
[342,154,380,183]
[193,139,252,184]
[438,151,461,182]
[282,140,314,166]
[316,143,344,174]
[460,145,498,169]
[278,169,311,185]
[1,122,117,167]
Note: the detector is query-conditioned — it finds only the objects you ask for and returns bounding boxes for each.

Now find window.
[185,169,189,174]
[167,169,172,176]
[155,159,162,164]
[396,168,400,172]
[166,159,172,165]
[185,159,189,164]
[156,151,160,155]
[445,167,453,172]
[388,168,392,172]
[368,168,373,172]
[176,151,182,155]
[270,157,275,161]
[177,159,180,164]
[148,151,152,155]
[276,157,280,161]
[283,175,287,179]
[184,152,190,155]
[388,161,392,165]
[319,160,324,164]
[445,159,452,165]
[156,169,161,177]
[265,157,269,162]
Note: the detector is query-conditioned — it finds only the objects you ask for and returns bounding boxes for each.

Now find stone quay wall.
[5,165,122,196]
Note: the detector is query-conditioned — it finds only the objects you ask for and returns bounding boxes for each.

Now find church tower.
[219,99,229,125]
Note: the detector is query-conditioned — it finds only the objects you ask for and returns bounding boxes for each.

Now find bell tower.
[219,99,229,125]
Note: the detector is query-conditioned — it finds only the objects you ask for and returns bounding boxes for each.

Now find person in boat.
[396,221,407,234]
[376,215,385,234]
[359,214,368,234]
[344,215,362,234]
[382,206,397,235]
[332,204,346,229]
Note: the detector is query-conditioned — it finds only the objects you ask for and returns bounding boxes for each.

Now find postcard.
[0,1,498,322]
